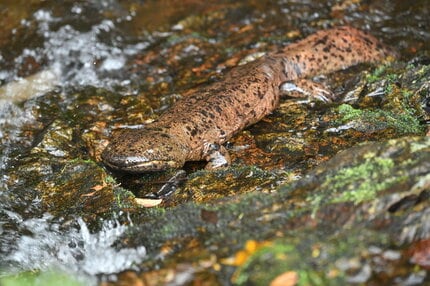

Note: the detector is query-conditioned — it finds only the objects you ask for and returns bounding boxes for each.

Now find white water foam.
[2,7,149,91]
[2,212,146,284]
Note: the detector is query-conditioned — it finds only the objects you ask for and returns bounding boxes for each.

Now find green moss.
[365,63,398,84]
[327,157,397,204]
[104,175,117,184]
[337,62,427,137]
[337,104,424,135]
[307,156,405,214]
[401,88,413,100]
[366,65,389,83]
[337,104,363,122]
[385,111,423,134]
[112,186,136,209]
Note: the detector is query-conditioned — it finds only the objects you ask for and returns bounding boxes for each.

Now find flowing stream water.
[0,3,150,283]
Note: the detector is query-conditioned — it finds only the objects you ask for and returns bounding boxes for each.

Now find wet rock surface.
[1,0,430,285]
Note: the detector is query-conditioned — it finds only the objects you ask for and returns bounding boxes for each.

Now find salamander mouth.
[105,159,180,172]
[102,154,181,172]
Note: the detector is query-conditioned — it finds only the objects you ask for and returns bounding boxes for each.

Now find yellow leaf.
[245,240,258,252]
[135,197,162,208]
[270,271,299,286]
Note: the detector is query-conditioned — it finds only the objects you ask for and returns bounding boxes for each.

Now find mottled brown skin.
[102,26,395,172]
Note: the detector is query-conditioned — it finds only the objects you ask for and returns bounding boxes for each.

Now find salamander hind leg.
[280,78,335,103]
[203,143,231,169]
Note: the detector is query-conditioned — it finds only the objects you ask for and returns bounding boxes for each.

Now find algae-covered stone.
[178,165,279,204]
[116,136,430,285]
[3,87,138,221]
[293,136,430,212]
[336,103,423,135]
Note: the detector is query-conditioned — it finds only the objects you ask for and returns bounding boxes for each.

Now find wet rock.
[176,165,280,204]
[115,136,430,285]
[2,87,138,222]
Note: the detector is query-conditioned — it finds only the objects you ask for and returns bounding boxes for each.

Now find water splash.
[20,9,148,89]
[1,212,146,283]
[0,4,150,282]
[0,4,148,169]
[1,3,150,92]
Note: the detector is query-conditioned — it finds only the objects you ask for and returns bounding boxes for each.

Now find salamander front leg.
[136,170,187,207]
[280,78,335,103]
[204,143,231,169]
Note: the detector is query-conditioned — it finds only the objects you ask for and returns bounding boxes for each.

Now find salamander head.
[101,128,189,172]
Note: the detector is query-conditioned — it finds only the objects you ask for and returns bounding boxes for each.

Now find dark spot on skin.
[361,36,373,46]
[223,97,233,104]
[214,105,223,113]
[256,89,265,99]
[270,98,276,107]
[313,35,328,46]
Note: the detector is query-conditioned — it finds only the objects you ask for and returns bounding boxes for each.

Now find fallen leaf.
[135,197,163,207]
[81,190,98,197]
[270,271,299,286]
[90,184,105,191]
[82,181,107,197]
